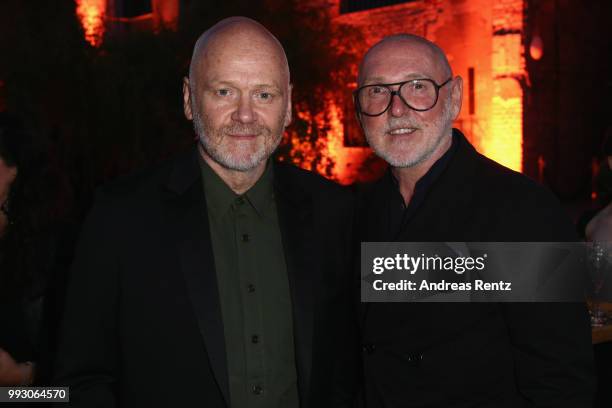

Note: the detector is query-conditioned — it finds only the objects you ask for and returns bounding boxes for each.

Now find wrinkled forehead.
[359,39,448,85]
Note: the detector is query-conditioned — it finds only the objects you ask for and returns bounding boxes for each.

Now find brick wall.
[487,0,524,171]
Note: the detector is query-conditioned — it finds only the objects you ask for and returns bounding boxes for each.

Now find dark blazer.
[53,148,358,407]
[357,130,595,408]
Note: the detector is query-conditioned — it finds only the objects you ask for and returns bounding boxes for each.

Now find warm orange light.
[76,0,106,47]
[152,0,179,31]
[529,34,544,61]
[329,0,526,178]
[287,96,374,185]
[486,32,524,173]
[486,90,523,172]
[320,100,352,184]
[286,101,339,181]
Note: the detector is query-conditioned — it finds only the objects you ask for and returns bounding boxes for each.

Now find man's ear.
[450,76,463,120]
[183,77,193,120]
[284,84,293,128]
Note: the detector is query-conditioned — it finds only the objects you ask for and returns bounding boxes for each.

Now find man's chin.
[373,145,420,168]
[214,153,267,172]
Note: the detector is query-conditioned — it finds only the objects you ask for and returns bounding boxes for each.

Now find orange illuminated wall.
[285,96,374,185]
[488,0,524,172]
[76,0,107,47]
[322,0,525,182]
[152,0,179,30]
[73,0,526,182]
[77,0,179,47]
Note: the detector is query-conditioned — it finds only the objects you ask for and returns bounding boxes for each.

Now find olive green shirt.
[199,157,299,408]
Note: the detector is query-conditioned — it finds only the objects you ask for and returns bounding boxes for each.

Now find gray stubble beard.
[364,97,454,168]
[191,105,283,172]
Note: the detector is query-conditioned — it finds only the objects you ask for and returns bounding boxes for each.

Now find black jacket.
[357,130,595,408]
[53,148,359,407]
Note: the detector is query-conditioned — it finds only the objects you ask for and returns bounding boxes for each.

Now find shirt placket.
[233,196,267,405]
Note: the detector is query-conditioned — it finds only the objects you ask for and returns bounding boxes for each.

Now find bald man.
[54,17,358,408]
[355,35,595,407]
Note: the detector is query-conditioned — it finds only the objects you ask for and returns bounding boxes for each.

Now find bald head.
[358,34,452,85]
[182,17,293,176]
[188,17,290,88]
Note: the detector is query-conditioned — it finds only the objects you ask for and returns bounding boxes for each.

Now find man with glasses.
[355,34,595,407]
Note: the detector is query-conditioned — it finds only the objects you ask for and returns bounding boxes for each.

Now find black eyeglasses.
[354,78,452,117]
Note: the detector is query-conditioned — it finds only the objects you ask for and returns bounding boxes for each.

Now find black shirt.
[386,132,458,239]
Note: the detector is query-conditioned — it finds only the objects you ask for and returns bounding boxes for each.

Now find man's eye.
[410,81,429,91]
[216,89,232,97]
[368,86,388,96]
[255,91,275,102]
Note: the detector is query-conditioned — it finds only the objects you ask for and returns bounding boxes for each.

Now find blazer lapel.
[163,149,230,405]
[397,131,481,241]
[273,163,316,405]
[357,177,391,323]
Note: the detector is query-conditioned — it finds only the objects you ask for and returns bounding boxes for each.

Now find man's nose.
[231,94,256,124]
[389,92,410,118]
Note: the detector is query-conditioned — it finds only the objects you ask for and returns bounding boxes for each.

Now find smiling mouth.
[227,133,259,138]
[388,128,418,135]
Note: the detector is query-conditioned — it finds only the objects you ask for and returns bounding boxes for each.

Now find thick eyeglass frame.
[354,77,452,117]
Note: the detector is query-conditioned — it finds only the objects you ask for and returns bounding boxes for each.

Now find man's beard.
[192,108,283,172]
[365,97,454,168]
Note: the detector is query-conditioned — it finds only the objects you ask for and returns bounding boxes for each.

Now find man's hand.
[0,347,33,386]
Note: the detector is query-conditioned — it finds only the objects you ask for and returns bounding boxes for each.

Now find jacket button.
[406,353,423,366]
[362,343,376,354]
[252,385,263,395]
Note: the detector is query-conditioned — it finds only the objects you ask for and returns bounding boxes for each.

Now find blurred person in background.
[0,112,74,387]
[585,129,612,242]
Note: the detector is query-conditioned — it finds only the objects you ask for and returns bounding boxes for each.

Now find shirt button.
[241,233,250,242]
[362,343,376,354]
[252,385,263,395]
[406,353,423,367]
[251,335,259,344]
[235,197,245,205]
[247,283,255,293]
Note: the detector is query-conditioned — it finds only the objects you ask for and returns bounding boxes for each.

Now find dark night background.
[0,0,611,404]
[0,0,366,216]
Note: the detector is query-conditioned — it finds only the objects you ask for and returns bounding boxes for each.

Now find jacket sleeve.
[501,303,595,407]
[330,191,362,408]
[499,187,596,408]
[52,193,120,408]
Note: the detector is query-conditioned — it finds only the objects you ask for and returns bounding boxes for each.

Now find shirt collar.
[245,160,275,216]
[198,153,275,217]
[388,129,459,206]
